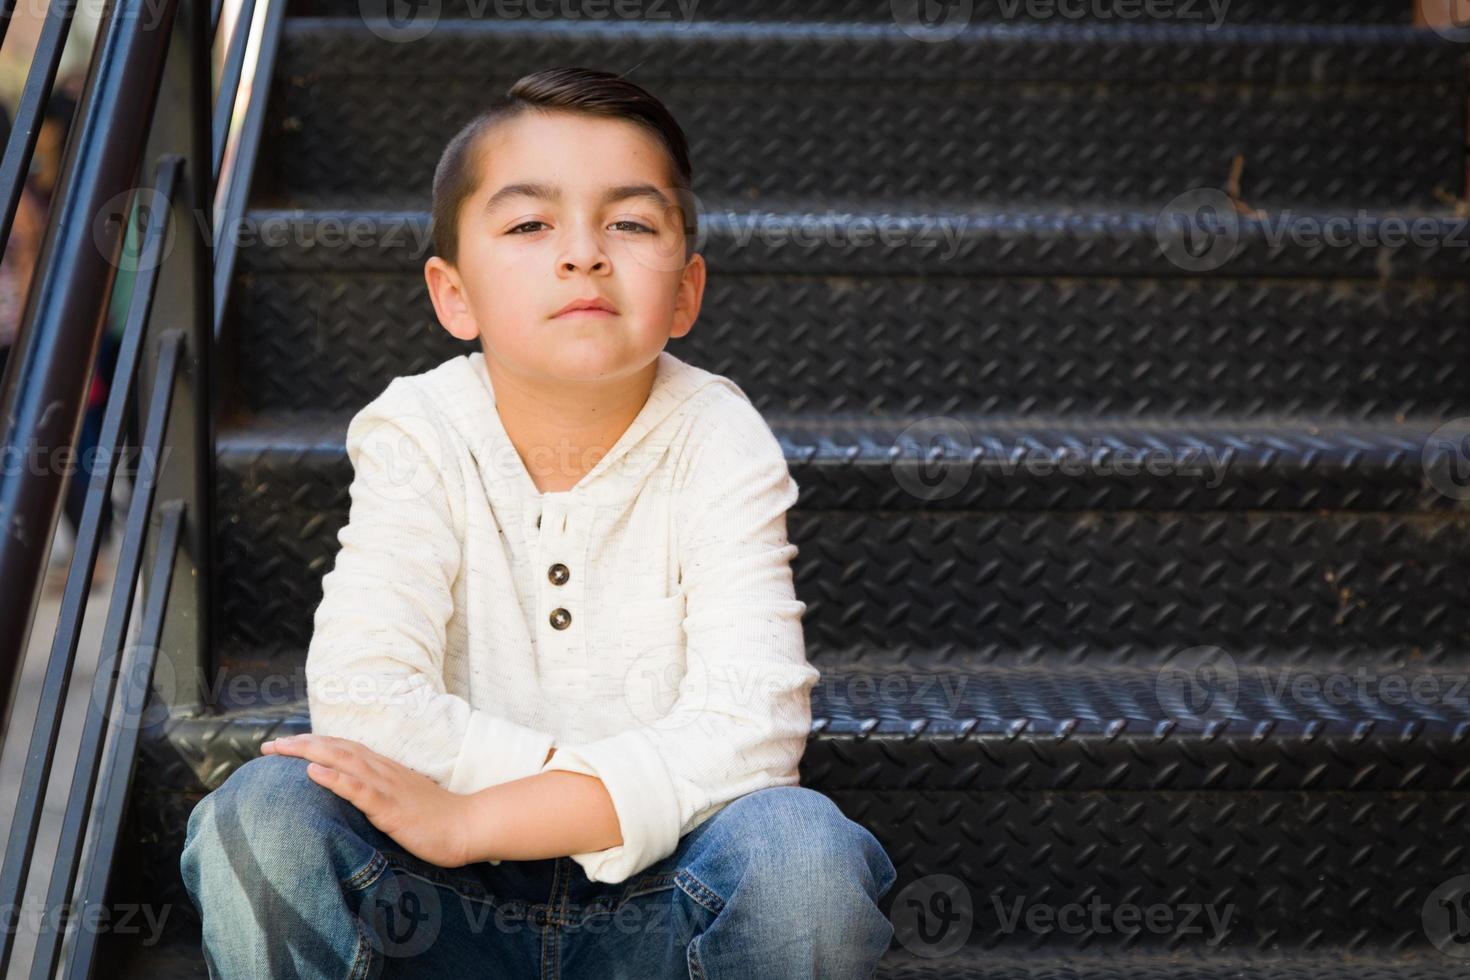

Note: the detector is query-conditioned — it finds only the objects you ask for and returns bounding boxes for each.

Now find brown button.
[548,563,570,586]
[549,608,571,630]
[536,515,541,529]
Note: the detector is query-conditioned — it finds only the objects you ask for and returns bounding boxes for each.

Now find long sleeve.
[539,391,820,883]
[305,378,556,796]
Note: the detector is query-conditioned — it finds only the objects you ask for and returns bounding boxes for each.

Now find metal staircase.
[2,0,1468,976]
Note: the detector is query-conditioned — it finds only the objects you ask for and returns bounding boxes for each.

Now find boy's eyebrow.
[482,181,673,216]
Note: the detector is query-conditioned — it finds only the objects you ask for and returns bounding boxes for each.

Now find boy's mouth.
[553,297,619,317]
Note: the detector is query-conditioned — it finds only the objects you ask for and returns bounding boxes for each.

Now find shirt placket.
[533,498,596,731]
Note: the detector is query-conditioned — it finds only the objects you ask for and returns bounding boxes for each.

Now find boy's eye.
[507,220,654,235]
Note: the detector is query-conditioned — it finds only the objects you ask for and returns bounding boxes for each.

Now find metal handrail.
[0,0,277,974]
[0,154,182,978]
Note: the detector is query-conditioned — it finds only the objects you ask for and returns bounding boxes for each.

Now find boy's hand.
[261,733,471,869]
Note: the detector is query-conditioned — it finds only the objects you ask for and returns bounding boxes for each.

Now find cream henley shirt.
[303,348,821,884]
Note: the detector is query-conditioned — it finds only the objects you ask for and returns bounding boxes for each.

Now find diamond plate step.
[104,939,1470,979]
[208,410,1470,684]
[224,206,1470,417]
[110,655,1470,965]
[250,21,1467,209]
[290,0,1417,27]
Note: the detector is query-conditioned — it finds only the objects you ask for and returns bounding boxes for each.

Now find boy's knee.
[182,755,334,880]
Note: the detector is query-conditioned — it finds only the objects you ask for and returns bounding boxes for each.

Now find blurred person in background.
[0,81,123,574]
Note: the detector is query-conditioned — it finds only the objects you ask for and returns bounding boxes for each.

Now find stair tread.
[223,408,1456,441]
[282,16,1464,80]
[230,205,1470,280]
[288,0,1413,26]
[111,938,1470,979]
[146,659,1470,796]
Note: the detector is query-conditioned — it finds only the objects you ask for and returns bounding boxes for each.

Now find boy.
[181,67,897,978]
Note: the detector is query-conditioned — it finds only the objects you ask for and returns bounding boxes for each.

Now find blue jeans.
[180,754,898,978]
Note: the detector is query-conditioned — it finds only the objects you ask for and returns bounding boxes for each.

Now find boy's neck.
[482,353,659,495]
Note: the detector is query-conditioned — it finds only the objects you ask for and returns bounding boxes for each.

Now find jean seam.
[375,847,495,905]
[341,850,386,892]
[687,933,707,980]
[674,869,725,916]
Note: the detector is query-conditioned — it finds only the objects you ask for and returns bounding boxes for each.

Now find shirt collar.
[432,348,734,502]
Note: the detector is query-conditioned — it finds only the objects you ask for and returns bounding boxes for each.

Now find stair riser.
[259,26,1464,209]
[230,273,1470,418]
[113,784,1470,957]
[291,0,1414,26]
[210,502,1470,679]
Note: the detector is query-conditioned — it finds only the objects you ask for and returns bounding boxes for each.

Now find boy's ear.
[424,257,480,342]
[668,252,706,340]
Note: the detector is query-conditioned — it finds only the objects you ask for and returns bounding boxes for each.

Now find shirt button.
[548,563,570,586]
[536,516,541,529]
[549,608,572,630]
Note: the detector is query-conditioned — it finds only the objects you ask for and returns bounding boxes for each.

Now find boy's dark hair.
[430,67,696,269]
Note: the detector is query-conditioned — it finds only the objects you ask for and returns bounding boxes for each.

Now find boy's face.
[424,111,704,388]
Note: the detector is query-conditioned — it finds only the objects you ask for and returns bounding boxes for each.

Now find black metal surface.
[226,259,1470,417]
[118,693,1470,958]
[63,500,186,980]
[212,0,287,334]
[252,21,1466,210]
[291,0,1417,26]
[24,331,183,980]
[219,413,1470,513]
[207,433,1470,675]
